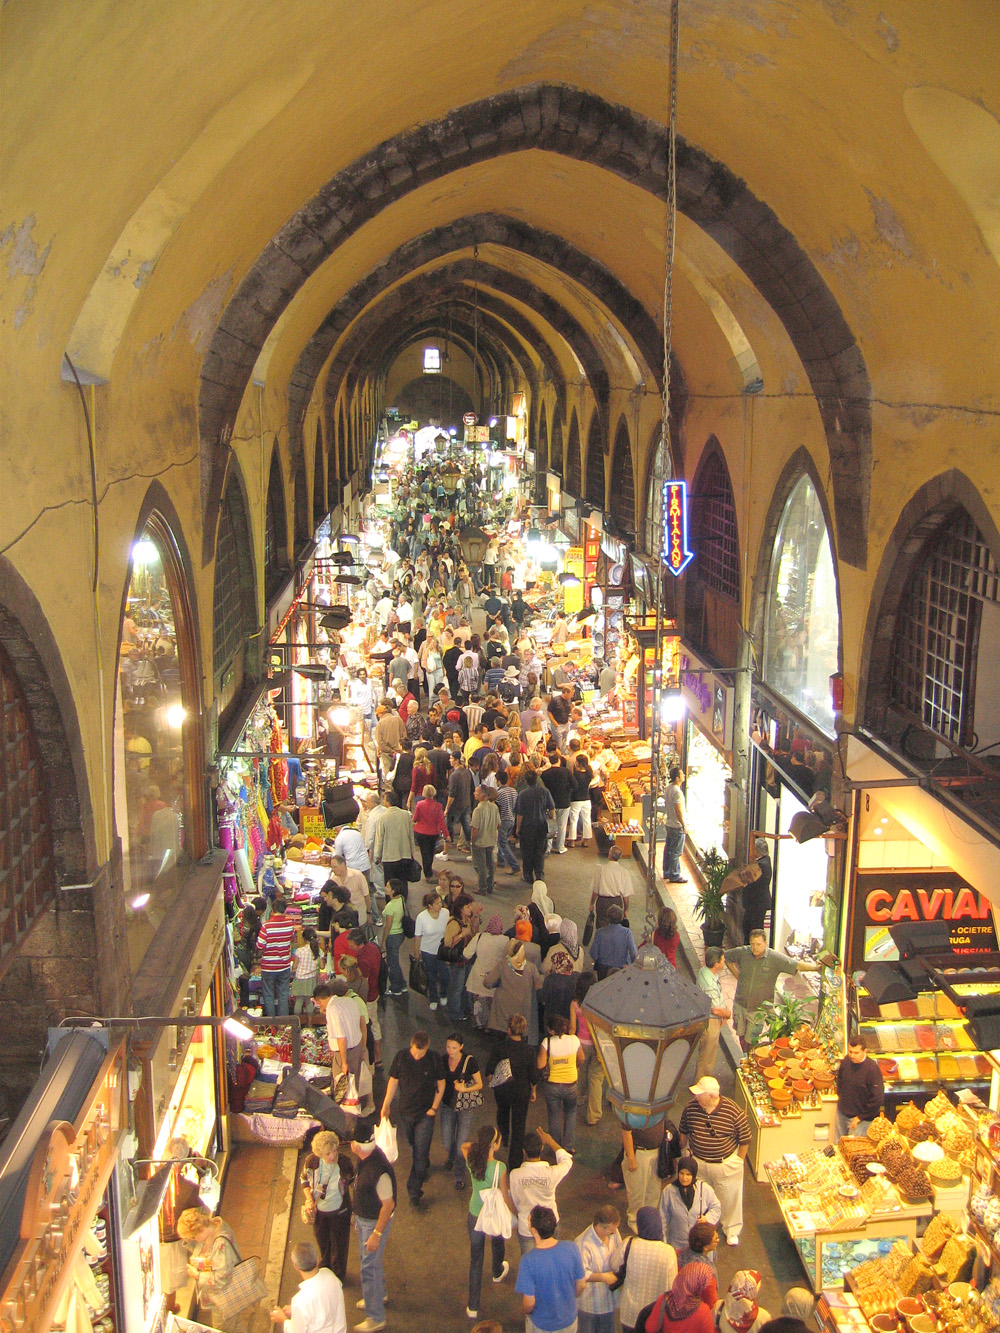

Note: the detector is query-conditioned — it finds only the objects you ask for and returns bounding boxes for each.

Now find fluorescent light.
[224,1016,254,1041]
[166,704,187,728]
[130,893,150,910]
[330,707,351,727]
[132,539,159,565]
[660,690,687,722]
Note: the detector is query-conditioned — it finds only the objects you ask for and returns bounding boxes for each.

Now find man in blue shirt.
[517,1205,586,1333]
[588,905,637,980]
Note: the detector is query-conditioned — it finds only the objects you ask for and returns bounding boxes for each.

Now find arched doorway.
[608,418,635,540]
[115,511,207,975]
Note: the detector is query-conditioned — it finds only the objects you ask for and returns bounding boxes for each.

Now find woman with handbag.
[177,1207,248,1328]
[439,1033,484,1187]
[441,897,475,1022]
[537,1015,584,1152]
[461,1126,514,1321]
[611,1207,678,1333]
[300,1130,353,1281]
[659,1159,722,1257]
[490,1013,537,1169]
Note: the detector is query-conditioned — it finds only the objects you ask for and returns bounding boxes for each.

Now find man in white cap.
[678,1075,751,1247]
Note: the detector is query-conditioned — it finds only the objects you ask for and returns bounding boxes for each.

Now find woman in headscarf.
[539,946,577,1028]
[612,1206,678,1333]
[462,912,511,1028]
[527,880,554,956]
[659,1157,722,1254]
[782,1290,815,1325]
[715,1271,769,1333]
[635,1263,718,1333]
[483,939,541,1047]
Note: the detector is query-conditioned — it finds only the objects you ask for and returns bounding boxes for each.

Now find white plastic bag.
[474,1185,513,1238]
[341,1073,361,1116]
[373,1116,398,1162]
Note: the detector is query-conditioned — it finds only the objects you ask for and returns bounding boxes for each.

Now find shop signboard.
[662,480,694,576]
[562,547,584,616]
[300,806,338,840]
[679,647,733,753]
[847,868,999,973]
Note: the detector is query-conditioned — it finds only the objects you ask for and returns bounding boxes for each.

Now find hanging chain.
[645,0,680,942]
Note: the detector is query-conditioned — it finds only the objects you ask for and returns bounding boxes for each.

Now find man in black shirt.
[316,883,338,935]
[541,756,574,855]
[381,1031,445,1205]
[445,751,474,848]
[351,1124,396,1331]
[515,770,555,884]
[835,1035,884,1139]
[546,685,573,750]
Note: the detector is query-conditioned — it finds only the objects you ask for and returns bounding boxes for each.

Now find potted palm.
[758,992,815,1043]
[693,848,728,949]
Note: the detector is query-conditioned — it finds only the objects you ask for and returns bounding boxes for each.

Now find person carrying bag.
[463,1127,514,1321]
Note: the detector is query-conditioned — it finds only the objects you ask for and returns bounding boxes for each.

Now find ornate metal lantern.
[458,525,489,566]
[581,945,710,1126]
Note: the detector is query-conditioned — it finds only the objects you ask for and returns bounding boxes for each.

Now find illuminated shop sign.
[662,480,693,575]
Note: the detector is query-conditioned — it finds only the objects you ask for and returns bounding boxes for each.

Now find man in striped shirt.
[256,896,296,1017]
[678,1075,751,1248]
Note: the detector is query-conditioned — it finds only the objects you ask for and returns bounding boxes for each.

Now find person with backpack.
[380,879,412,996]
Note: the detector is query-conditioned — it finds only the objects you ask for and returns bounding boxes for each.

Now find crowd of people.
[217,446,820,1333]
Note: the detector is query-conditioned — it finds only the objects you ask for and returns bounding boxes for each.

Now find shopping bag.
[406,858,422,883]
[582,909,596,947]
[408,953,428,995]
[340,1073,361,1116]
[489,1058,512,1088]
[208,1252,268,1322]
[474,1185,513,1238]
[373,1117,399,1163]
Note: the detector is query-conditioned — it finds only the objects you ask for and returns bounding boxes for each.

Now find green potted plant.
[693,847,728,948]
[758,992,815,1044]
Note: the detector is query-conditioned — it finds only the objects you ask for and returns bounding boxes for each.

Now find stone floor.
[221,838,811,1333]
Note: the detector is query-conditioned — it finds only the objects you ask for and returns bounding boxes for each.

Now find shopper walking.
[567,753,594,848]
[413,783,449,880]
[491,1014,538,1170]
[381,1031,445,1206]
[694,949,731,1081]
[620,1116,679,1232]
[612,1208,678,1333]
[464,914,511,1029]
[541,753,574,855]
[571,972,605,1126]
[515,770,554,884]
[413,891,450,1010]
[445,750,475,850]
[373,792,417,887]
[380,879,408,997]
[515,1206,586,1330]
[588,847,634,929]
[659,1157,722,1255]
[588,905,637,980]
[256,895,296,1017]
[537,1015,584,1152]
[300,1131,352,1282]
[509,1129,574,1256]
[350,1125,396,1333]
[471,785,501,895]
[484,941,541,1047]
[461,1126,514,1321]
[440,1032,484,1188]
[494,770,520,875]
[678,1078,750,1247]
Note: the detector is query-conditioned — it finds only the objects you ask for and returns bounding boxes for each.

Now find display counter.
[736,1067,840,1176]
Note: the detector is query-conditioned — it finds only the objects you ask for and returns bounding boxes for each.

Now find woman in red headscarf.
[635,1262,717,1333]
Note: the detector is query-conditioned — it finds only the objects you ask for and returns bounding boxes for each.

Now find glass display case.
[153,996,219,1161]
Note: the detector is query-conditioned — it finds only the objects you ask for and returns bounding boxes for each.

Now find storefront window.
[684,721,730,858]
[763,475,839,735]
[114,522,191,975]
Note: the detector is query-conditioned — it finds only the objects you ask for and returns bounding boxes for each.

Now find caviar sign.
[662,480,694,575]
[848,869,998,970]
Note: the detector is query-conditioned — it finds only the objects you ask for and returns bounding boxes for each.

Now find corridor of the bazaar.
[2,4,1000,1333]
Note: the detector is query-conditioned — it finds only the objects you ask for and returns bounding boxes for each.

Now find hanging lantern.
[458,525,489,566]
[581,945,709,1127]
[441,461,461,494]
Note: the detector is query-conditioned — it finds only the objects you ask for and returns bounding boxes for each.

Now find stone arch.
[565,409,582,497]
[585,411,606,509]
[859,470,1000,745]
[199,85,871,568]
[294,450,310,549]
[608,417,635,540]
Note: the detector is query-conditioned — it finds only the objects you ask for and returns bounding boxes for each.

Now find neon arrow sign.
[663,479,694,575]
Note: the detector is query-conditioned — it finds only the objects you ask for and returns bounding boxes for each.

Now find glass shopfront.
[684,720,731,860]
[763,475,838,736]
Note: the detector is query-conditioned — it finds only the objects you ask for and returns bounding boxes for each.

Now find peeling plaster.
[876,13,900,53]
[2,214,53,331]
[864,188,914,258]
[182,269,233,354]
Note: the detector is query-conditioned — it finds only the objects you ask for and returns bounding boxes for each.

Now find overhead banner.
[663,480,694,575]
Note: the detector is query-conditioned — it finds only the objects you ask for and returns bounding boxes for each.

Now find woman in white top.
[612,1207,678,1333]
[414,892,450,1011]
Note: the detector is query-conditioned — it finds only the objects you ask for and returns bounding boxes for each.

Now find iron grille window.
[0,647,55,967]
[608,429,635,539]
[644,434,666,558]
[213,482,255,678]
[566,422,581,495]
[693,452,740,602]
[586,424,605,507]
[891,509,1000,746]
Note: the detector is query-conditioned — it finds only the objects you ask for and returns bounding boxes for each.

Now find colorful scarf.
[486,914,504,935]
[723,1271,762,1333]
[548,948,574,976]
[664,1263,716,1320]
[559,919,580,959]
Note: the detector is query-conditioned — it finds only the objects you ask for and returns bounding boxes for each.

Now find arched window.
[565,412,581,496]
[608,420,635,540]
[692,449,740,602]
[550,412,563,477]
[536,411,548,472]
[264,450,286,597]
[763,475,839,734]
[643,431,668,558]
[890,509,1000,748]
[294,452,310,549]
[0,645,56,969]
[116,515,204,975]
[586,414,605,509]
[213,470,256,682]
[313,424,327,523]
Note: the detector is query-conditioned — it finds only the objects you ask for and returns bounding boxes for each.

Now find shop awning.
[846,735,1000,907]
[0,1030,110,1281]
